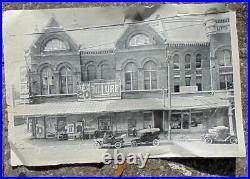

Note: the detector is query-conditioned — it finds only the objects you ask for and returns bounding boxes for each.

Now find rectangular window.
[191,112,203,127]
[98,117,111,131]
[174,77,180,92]
[183,113,190,129]
[196,76,202,91]
[220,74,233,90]
[125,72,138,90]
[185,77,191,86]
[171,113,181,129]
[144,71,157,90]
[174,85,180,92]
[143,112,153,129]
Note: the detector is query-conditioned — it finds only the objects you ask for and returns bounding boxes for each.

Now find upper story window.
[196,54,202,69]
[144,61,157,90]
[124,62,138,90]
[87,64,96,81]
[129,34,152,47]
[44,39,67,52]
[173,54,180,70]
[185,54,191,69]
[101,64,112,80]
[41,67,54,95]
[59,66,73,94]
[219,50,232,67]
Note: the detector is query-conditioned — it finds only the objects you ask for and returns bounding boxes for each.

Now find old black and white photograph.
[3,4,246,166]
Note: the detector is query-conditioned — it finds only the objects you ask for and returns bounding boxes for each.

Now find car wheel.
[152,139,160,146]
[114,142,122,149]
[95,141,103,149]
[131,141,138,147]
[205,138,213,144]
[229,136,238,144]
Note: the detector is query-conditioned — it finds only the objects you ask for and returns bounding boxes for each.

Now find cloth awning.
[12,94,230,117]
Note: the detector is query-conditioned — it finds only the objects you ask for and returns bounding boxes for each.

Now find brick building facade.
[15,12,236,140]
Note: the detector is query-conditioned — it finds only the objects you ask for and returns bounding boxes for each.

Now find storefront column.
[44,117,46,139]
[162,111,165,132]
[152,111,155,128]
[228,104,235,136]
[167,110,171,140]
[32,118,37,137]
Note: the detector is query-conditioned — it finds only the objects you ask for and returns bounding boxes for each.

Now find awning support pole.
[228,103,235,136]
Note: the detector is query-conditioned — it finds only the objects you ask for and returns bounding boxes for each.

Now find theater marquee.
[77,80,121,100]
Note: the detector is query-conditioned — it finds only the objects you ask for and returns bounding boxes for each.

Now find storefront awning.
[12,95,230,117]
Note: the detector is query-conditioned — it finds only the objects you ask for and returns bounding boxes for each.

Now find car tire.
[131,141,138,147]
[205,138,213,144]
[229,136,238,144]
[152,139,160,146]
[95,141,103,149]
[114,142,122,149]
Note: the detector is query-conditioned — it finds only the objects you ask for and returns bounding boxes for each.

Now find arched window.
[87,64,96,81]
[41,67,54,95]
[173,54,180,69]
[129,34,152,47]
[101,64,112,80]
[124,62,138,90]
[59,66,73,94]
[144,61,157,90]
[196,54,202,68]
[219,50,232,66]
[185,54,191,69]
[44,39,67,51]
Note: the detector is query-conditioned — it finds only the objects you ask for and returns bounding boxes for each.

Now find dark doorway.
[154,111,163,131]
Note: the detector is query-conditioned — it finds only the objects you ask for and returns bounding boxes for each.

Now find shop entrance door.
[154,111,163,131]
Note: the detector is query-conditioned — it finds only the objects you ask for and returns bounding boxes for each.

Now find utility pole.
[166,50,172,140]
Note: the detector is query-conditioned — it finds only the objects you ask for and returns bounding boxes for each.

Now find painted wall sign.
[77,80,121,100]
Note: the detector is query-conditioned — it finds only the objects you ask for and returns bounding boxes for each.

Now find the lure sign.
[77,80,121,100]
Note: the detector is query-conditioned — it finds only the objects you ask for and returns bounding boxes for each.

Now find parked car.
[94,133,126,149]
[131,128,160,147]
[201,126,238,144]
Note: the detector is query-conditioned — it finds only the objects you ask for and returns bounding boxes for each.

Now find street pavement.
[10,124,240,166]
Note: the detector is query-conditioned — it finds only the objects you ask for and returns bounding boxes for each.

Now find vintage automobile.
[94,133,126,149]
[131,128,160,147]
[201,126,238,144]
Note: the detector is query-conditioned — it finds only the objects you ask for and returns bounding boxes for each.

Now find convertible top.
[137,128,160,134]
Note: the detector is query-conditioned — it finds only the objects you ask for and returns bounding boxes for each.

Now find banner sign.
[77,80,121,100]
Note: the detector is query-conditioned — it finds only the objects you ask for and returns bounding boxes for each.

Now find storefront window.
[59,66,73,94]
[41,67,54,95]
[143,112,152,129]
[191,112,203,127]
[124,62,138,90]
[171,113,181,129]
[183,113,190,129]
[144,61,157,90]
[220,74,233,90]
[45,117,57,138]
[57,117,67,132]
[174,77,180,92]
[128,118,136,129]
[185,54,191,69]
[98,117,111,131]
